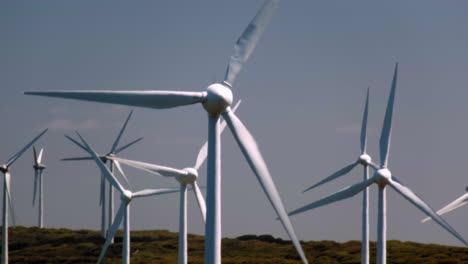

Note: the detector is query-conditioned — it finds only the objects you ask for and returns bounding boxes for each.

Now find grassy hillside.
[5,226,468,264]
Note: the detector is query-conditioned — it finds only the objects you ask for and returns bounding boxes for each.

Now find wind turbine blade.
[223,0,279,86]
[76,132,126,194]
[379,63,398,168]
[33,146,38,165]
[113,137,144,154]
[422,193,468,223]
[37,148,44,164]
[303,161,359,193]
[108,156,186,178]
[32,170,38,206]
[132,187,180,198]
[113,160,132,191]
[5,172,16,227]
[64,135,90,154]
[25,90,205,110]
[194,100,242,170]
[360,88,370,154]
[61,157,93,161]
[96,203,126,264]
[192,182,207,223]
[222,109,308,264]
[289,176,376,217]
[7,128,48,167]
[388,178,468,246]
[110,110,133,153]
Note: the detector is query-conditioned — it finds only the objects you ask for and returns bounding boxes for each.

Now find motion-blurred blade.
[223,0,279,86]
[303,161,359,193]
[99,172,105,206]
[33,170,38,206]
[96,203,126,264]
[7,129,48,167]
[110,110,133,153]
[37,148,44,164]
[61,157,93,161]
[222,109,309,264]
[64,135,90,153]
[289,177,376,217]
[5,172,16,227]
[192,182,207,223]
[108,156,186,178]
[422,193,468,223]
[132,187,180,198]
[76,132,126,194]
[25,90,205,109]
[388,178,468,246]
[33,146,38,165]
[114,137,144,154]
[113,160,132,191]
[194,100,242,170]
[360,88,370,154]
[379,63,398,168]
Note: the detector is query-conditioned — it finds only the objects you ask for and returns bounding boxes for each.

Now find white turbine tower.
[24,1,309,263]
[62,110,143,239]
[32,146,46,228]
[76,132,180,264]
[107,100,240,264]
[0,128,48,264]
[422,187,468,223]
[287,64,468,264]
[302,88,377,264]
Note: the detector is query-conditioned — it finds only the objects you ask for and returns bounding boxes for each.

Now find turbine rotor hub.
[202,83,233,115]
[359,154,372,166]
[177,167,198,185]
[0,165,8,173]
[122,190,132,202]
[376,168,392,187]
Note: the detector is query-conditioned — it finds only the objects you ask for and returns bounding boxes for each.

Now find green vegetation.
[4,226,468,264]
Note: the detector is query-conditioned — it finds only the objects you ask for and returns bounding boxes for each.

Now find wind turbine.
[32,146,46,228]
[62,110,143,239]
[76,132,180,264]
[302,88,377,264]
[1,128,48,264]
[108,100,240,264]
[422,187,468,223]
[287,64,468,264]
[24,1,309,264]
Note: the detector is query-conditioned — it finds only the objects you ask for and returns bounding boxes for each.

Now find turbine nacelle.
[178,168,198,185]
[0,165,9,173]
[202,83,233,115]
[358,154,372,166]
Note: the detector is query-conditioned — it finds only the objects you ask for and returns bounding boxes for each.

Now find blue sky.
[2,0,468,247]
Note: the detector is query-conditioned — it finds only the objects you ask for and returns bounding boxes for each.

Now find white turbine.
[107,100,240,264]
[24,1,309,263]
[302,88,377,264]
[32,146,46,228]
[76,132,179,264]
[422,187,468,223]
[287,64,468,264]
[62,110,143,239]
[0,128,48,264]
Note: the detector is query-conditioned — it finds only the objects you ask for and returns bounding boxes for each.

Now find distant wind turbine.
[422,187,468,223]
[62,110,142,239]
[108,100,240,264]
[302,88,377,264]
[24,1,309,263]
[288,64,468,264]
[0,128,48,264]
[32,146,46,228]
[76,132,179,264]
